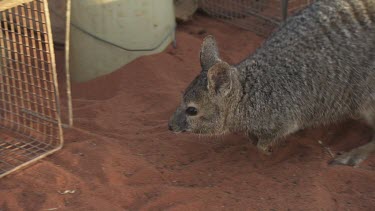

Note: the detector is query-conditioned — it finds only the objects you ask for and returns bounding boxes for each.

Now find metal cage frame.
[199,0,314,36]
[0,0,64,178]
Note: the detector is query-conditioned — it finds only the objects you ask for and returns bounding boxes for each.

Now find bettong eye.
[186,107,198,116]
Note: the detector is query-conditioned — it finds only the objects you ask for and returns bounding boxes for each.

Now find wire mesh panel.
[199,0,314,36]
[0,0,63,178]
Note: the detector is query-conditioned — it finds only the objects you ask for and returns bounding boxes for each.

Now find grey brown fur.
[168,0,375,166]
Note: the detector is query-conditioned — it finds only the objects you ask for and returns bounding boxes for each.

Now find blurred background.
[49,0,312,83]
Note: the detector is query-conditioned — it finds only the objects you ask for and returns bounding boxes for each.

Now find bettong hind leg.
[330,109,375,167]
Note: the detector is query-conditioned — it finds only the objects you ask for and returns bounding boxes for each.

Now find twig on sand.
[318,140,335,158]
[45,208,58,211]
[57,190,76,195]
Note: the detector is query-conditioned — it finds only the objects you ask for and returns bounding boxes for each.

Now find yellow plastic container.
[68,0,175,82]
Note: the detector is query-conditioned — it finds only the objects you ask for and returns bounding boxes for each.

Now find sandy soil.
[1,14,375,211]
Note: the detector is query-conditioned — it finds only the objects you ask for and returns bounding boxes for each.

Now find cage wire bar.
[199,0,314,37]
[0,0,63,178]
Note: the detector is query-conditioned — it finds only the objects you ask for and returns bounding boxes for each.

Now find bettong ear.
[207,61,233,97]
[200,35,221,71]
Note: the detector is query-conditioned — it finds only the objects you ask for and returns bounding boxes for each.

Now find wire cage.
[0,0,63,178]
[199,0,315,36]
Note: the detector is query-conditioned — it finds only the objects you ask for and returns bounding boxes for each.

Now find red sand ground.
[1,14,375,211]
